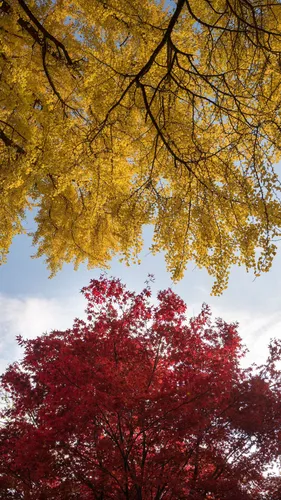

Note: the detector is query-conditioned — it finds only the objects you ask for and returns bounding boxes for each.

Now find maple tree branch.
[65,444,128,496]
[76,444,128,495]
[54,366,82,389]
[146,339,162,390]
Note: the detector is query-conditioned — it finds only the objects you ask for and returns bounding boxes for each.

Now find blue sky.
[1,0,280,375]
[1,214,281,374]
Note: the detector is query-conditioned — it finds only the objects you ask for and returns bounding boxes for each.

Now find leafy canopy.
[2,1,281,292]
[1,276,281,499]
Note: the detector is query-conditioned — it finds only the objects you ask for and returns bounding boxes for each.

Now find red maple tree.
[1,277,281,499]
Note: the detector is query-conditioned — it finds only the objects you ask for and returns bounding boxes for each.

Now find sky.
[0,0,279,377]
[1,212,281,375]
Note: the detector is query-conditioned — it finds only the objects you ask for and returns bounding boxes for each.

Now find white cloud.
[185,302,281,368]
[238,311,281,367]
[0,294,85,374]
[1,290,281,375]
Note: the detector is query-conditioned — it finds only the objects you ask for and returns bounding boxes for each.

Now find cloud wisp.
[0,290,281,374]
[0,294,85,373]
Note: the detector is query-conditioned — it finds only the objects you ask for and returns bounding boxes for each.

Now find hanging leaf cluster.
[2,1,281,292]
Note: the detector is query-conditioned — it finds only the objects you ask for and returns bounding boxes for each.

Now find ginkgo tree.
[2,1,281,293]
[1,276,281,499]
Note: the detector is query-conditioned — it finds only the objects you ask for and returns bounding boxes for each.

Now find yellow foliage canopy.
[2,0,281,293]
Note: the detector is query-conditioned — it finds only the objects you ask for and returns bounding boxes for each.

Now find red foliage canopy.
[1,277,281,499]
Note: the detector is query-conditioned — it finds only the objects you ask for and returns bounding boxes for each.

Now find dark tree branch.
[17,0,74,65]
[0,128,25,154]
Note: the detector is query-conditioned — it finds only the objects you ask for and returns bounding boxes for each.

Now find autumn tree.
[2,1,281,292]
[1,276,281,499]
